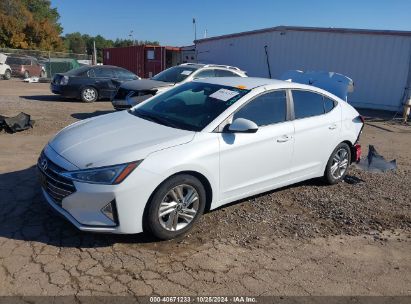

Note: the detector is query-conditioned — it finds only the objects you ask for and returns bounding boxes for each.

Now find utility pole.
[93,40,97,65]
[193,18,197,42]
[129,30,135,45]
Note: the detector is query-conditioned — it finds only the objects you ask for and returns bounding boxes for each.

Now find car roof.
[93,65,123,69]
[191,77,294,89]
[179,63,244,72]
[193,77,343,100]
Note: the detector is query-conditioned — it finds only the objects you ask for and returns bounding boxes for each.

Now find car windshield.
[130,82,250,131]
[151,66,197,83]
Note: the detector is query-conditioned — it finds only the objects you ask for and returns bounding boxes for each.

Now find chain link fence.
[0,48,91,81]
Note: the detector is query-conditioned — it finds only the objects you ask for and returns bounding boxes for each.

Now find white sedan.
[38,77,363,239]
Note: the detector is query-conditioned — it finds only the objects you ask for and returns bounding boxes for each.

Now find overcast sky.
[51,0,411,46]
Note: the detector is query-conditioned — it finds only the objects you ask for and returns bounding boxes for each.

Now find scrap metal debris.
[354,145,397,172]
[0,112,35,133]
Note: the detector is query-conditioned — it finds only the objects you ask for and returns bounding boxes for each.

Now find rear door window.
[233,90,287,126]
[292,90,328,119]
[93,68,114,78]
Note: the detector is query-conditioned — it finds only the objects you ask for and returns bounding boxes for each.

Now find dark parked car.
[51,65,140,102]
[5,56,44,78]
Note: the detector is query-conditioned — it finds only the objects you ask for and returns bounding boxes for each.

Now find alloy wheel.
[158,184,199,231]
[330,148,349,179]
[83,88,96,102]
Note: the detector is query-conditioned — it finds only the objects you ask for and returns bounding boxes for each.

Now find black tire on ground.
[80,86,98,103]
[23,71,29,79]
[3,69,11,80]
[324,142,351,185]
[144,174,206,240]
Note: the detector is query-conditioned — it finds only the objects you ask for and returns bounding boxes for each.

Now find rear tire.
[324,143,351,185]
[80,86,98,103]
[3,69,11,80]
[23,71,29,79]
[144,174,206,240]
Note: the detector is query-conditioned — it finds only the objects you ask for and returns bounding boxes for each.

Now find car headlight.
[61,160,142,185]
[60,76,69,85]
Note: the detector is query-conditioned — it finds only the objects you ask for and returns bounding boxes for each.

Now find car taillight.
[359,115,365,124]
[354,144,362,163]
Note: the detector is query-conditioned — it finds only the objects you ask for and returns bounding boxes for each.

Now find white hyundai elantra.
[38,77,363,239]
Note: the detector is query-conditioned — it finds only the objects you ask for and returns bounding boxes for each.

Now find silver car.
[111,63,247,110]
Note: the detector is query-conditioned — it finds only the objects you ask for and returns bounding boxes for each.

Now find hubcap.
[83,88,96,101]
[331,148,349,179]
[158,184,199,232]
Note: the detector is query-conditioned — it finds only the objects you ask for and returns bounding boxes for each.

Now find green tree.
[0,0,64,50]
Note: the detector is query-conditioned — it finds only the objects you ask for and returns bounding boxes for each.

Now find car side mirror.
[227,118,258,133]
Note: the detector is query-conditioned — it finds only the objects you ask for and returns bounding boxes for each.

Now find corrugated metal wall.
[104,45,145,77]
[196,30,411,111]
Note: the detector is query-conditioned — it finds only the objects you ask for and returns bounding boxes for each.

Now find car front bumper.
[39,146,163,234]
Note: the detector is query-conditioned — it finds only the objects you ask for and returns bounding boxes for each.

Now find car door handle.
[276,135,292,143]
[329,124,338,130]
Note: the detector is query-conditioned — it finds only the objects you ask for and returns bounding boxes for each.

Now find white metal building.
[195,26,411,111]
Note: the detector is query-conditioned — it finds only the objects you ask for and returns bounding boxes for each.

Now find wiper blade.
[134,111,177,128]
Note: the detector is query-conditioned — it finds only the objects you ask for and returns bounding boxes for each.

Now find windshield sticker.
[181,70,193,75]
[210,89,240,102]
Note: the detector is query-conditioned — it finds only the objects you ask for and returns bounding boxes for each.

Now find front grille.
[114,87,134,100]
[38,152,76,206]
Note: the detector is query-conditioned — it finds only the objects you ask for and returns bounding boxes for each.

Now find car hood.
[121,79,173,91]
[49,111,195,169]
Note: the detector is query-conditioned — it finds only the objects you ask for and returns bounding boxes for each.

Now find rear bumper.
[50,83,78,98]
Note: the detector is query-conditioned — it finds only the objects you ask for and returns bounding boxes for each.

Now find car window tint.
[292,90,325,119]
[233,91,287,126]
[324,97,336,113]
[194,69,215,78]
[215,69,241,77]
[93,68,113,78]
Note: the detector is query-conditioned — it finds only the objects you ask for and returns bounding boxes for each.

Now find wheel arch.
[142,170,214,229]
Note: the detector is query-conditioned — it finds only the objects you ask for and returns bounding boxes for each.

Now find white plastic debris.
[23,77,40,83]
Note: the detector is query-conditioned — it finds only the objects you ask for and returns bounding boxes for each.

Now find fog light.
[101,200,119,226]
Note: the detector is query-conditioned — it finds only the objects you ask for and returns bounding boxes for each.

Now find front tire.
[324,143,351,185]
[23,71,29,79]
[80,86,98,103]
[144,174,206,240]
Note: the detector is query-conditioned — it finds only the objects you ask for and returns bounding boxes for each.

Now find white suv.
[111,63,247,110]
[0,53,12,80]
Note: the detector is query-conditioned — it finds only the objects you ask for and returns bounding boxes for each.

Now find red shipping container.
[103,45,180,78]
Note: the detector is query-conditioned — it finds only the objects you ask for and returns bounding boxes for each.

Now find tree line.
[0,0,160,61]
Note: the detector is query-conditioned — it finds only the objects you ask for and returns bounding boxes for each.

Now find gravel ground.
[0,79,410,296]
